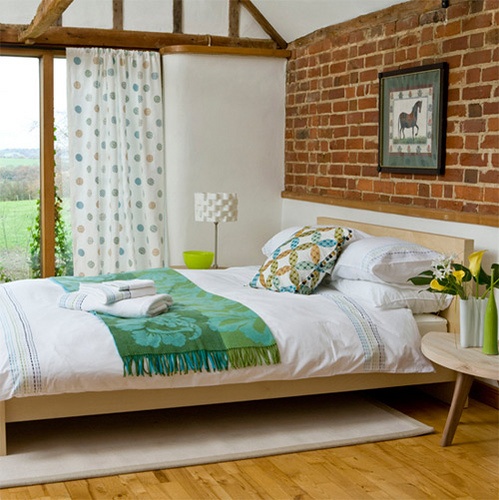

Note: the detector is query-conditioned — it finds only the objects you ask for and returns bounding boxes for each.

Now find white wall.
[163,53,286,267]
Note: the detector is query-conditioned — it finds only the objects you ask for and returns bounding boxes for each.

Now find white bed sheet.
[0,266,434,401]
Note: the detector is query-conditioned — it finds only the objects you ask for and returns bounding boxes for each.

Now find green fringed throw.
[53,268,280,376]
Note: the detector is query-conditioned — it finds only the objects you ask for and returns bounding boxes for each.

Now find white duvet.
[0,266,433,401]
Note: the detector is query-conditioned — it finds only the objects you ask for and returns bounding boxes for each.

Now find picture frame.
[378,62,448,175]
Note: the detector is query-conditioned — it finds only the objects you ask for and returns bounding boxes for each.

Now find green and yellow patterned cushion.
[250,226,353,295]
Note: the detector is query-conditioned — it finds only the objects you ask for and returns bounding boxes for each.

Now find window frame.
[0,47,65,277]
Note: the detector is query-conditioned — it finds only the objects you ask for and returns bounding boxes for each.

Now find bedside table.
[421,331,499,446]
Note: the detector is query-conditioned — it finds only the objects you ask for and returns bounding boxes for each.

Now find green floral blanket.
[53,268,280,376]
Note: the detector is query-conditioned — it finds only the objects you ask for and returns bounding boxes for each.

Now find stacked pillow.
[254,227,452,314]
[328,236,452,313]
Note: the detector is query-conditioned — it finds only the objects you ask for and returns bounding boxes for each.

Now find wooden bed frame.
[0,218,474,456]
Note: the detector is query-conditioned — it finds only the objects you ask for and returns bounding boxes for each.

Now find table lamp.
[194,192,238,268]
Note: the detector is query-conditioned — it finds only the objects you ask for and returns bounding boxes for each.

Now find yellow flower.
[452,270,465,283]
[468,250,486,279]
[430,279,446,291]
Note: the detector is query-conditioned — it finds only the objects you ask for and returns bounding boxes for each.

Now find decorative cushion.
[251,226,353,295]
[261,226,302,257]
[331,236,443,285]
[328,278,453,314]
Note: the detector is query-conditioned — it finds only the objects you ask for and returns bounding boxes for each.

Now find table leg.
[440,372,474,447]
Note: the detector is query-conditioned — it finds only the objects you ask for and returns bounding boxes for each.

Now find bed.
[0,217,473,456]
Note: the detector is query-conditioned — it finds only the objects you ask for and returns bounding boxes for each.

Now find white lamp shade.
[194,192,238,223]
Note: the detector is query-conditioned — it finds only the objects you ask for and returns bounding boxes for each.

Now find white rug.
[0,392,433,488]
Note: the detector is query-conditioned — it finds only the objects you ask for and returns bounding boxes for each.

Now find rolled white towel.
[59,292,173,318]
[78,283,157,305]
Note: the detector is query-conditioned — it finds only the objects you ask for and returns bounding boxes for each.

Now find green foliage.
[0,265,12,283]
[0,165,39,201]
[28,188,73,278]
[28,126,73,278]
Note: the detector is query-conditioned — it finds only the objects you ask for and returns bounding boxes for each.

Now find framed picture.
[378,62,448,175]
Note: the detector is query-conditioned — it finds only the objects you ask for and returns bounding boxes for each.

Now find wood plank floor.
[0,387,497,499]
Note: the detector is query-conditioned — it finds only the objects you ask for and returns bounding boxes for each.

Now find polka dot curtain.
[67,48,166,276]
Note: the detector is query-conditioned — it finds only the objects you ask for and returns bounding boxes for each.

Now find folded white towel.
[95,279,155,291]
[78,283,157,305]
[59,292,173,318]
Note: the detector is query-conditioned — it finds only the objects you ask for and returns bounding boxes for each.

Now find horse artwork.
[378,62,448,174]
[398,100,422,140]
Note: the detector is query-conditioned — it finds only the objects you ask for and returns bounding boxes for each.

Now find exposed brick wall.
[285,0,499,216]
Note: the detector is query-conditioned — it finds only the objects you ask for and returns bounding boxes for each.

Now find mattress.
[414,314,448,336]
[0,266,435,401]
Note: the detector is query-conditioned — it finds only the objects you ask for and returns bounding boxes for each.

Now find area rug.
[0,392,433,488]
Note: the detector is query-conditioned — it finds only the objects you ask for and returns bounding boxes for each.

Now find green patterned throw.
[53,268,280,376]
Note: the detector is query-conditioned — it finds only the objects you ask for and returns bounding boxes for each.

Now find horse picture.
[398,100,422,139]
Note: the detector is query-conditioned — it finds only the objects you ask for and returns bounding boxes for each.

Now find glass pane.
[0,56,40,281]
[54,57,73,276]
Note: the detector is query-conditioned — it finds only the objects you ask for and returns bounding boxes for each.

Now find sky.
[0,56,66,150]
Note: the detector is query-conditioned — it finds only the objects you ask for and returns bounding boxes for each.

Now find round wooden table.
[421,331,499,446]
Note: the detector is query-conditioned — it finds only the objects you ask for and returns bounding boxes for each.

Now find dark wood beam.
[161,45,290,58]
[228,0,240,38]
[239,0,287,49]
[19,0,74,43]
[173,0,183,33]
[113,0,123,31]
[0,24,278,51]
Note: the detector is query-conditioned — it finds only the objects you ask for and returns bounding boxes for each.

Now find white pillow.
[331,236,443,285]
[329,278,453,314]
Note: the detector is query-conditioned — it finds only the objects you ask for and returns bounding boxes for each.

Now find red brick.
[484,101,499,115]
[431,184,443,198]
[447,2,471,20]
[443,36,470,53]
[395,182,418,195]
[379,36,396,51]
[482,65,499,82]
[358,97,377,110]
[462,119,487,134]
[396,14,419,32]
[462,13,493,32]
[465,135,480,150]
[460,152,488,167]
[346,138,364,150]
[419,43,440,57]
[483,186,499,203]
[454,185,482,201]
[480,168,499,184]
[488,116,499,131]
[463,49,492,66]
[481,134,499,149]
[463,85,493,100]
[435,20,462,38]
[470,33,484,48]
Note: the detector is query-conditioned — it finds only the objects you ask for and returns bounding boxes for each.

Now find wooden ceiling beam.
[1,24,278,51]
[228,0,240,38]
[239,0,287,49]
[113,0,123,31]
[173,0,183,33]
[18,0,74,43]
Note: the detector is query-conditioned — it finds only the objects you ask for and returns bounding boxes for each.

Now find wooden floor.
[0,387,497,499]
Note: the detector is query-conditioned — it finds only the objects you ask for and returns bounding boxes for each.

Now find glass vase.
[459,297,487,348]
[482,286,498,355]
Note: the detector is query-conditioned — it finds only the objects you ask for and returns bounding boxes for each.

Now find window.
[0,50,72,281]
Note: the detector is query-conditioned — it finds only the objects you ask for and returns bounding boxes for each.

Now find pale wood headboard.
[318,216,474,334]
